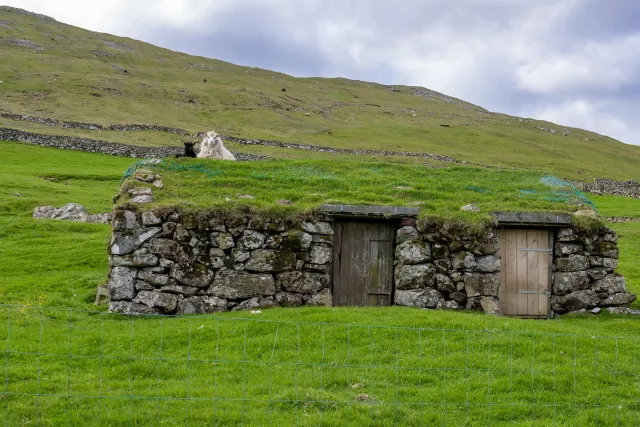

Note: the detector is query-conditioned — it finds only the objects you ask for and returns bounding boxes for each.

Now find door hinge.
[368,292,391,296]
[518,290,551,297]
[519,248,552,252]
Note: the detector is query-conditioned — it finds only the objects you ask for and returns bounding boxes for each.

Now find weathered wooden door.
[498,229,552,317]
[332,220,394,306]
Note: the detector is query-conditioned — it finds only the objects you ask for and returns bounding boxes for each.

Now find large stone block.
[551,290,600,313]
[452,252,476,270]
[176,296,227,314]
[239,230,266,250]
[302,222,333,235]
[395,289,444,309]
[553,271,590,296]
[394,264,437,290]
[463,273,500,297]
[600,293,636,307]
[396,226,420,243]
[141,211,162,226]
[275,292,305,307]
[208,270,276,299]
[133,291,178,313]
[475,255,500,273]
[592,275,627,295]
[109,248,159,268]
[278,271,329,294]
[557,228,579,242]
[110,227,162,255]
[587,268,607,281]
[148,238,180,259]
[138,268,171,286]
[309,245,332,265]
[395,241,431,264]
[435,273,456,293]
[555,242,583,256]
[555,255,590,272]
[211,232,235,249]
[109,301,160,315]
[282,231,313,252]
[245,249,296,272]
[170,262,214,288]
[232,297,277,311]
[158,284,200,296]
[109,266,137,301]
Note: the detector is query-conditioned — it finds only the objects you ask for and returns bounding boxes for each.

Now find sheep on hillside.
[197,130,236,160]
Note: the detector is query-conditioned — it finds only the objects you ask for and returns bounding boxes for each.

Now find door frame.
[330,216,400,307]
[497,226,555,318]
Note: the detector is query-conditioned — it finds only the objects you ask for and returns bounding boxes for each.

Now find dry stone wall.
[0,128,265,160]
[105,206,635,316]
[392,224,502,313]
[582,178,640,199]
[551,226,635,314]
[107,208,334,315]
[391,222,635,316]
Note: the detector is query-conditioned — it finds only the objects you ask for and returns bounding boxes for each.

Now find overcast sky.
[7,0,640,145]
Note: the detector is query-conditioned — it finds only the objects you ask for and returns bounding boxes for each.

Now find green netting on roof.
[465,175,597,213]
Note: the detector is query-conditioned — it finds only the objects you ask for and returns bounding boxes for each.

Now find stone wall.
[0,128,266,161]
[107,208,334,315]
[392,224,501,313]
[551,226,635,314]
[582,178,640,199]
[105,207,636,316]
[1,111,458,163]
[391,223,635,316]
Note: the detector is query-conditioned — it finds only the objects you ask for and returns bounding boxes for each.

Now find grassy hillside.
[1,7,640,180]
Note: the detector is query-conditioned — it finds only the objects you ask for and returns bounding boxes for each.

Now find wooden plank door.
[498,229,551,317]
[332,220,394,306]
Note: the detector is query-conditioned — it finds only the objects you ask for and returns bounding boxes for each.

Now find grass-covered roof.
[120,157,593,224]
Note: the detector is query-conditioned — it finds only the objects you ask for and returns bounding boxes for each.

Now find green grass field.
[2,7,640,181]
[2,140,640,425]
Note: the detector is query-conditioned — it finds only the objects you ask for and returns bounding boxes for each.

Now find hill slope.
[1,6,639,180]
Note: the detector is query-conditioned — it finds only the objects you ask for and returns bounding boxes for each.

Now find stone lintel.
[319,204,420,218]
[493,211,573,227]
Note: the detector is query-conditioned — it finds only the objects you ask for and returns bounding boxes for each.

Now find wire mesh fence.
[2,304,640,426]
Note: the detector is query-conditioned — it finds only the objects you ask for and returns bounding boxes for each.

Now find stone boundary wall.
[0,127,266,161]
[0,111,458,163]
[107,209,334,315]
[550,227,634,314]
[582,178,640,199]
[0,112,189,135]
[606,217,640,223]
